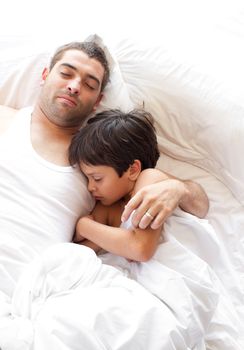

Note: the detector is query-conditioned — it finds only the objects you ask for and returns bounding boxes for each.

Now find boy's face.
[80,163,134,206]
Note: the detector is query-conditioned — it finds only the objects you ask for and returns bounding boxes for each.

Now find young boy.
[69,114,219,345]
[69,108,169,261]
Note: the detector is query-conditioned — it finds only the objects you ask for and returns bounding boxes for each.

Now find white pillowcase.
[111,38,244,205]
[0,34,133,112]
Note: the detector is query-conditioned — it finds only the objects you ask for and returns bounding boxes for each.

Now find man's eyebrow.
[60,63,101,86]
[60,63,77,71]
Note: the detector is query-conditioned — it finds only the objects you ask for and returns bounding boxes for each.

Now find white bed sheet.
[156,155,244,348]
[0,1,244,348]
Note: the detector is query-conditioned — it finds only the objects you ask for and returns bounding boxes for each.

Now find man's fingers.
[130,201,156,228]
[150,205,175,229]
[122,187,175,229]
[139,209,167,230]
[122,199,154,228]
[138,212,153,229]
[121,193,142,223]
[122,197,166,230]
[121,204,133,223]
[150,212,166,229]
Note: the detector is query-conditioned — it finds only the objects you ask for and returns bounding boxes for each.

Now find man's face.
[39,49,105,128]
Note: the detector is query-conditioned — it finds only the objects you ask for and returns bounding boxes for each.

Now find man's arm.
[178,178,209,217]
[121,169,209,230]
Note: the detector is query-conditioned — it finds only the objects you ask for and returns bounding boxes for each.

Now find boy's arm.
[75,170,163,261]
[74,203,109,253]
[77,236,102,252]
[76,215,161,262]
[74,216,102,253]
[122,168,209,230]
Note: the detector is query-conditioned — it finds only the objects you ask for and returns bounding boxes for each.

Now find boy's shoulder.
[139,168,169,181]
[134,168,169,193]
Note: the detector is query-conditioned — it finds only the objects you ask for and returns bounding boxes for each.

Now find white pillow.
[0,51,50,108]
[111,38,244,205]
[0,34,243,205]
[0,34,133,112]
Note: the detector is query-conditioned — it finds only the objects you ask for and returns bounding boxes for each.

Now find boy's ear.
[129,160,141,180]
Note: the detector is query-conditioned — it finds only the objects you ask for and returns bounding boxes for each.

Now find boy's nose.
[88,181,96,192]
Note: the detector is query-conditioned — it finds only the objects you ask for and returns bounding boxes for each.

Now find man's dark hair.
[49,41,110,91]
[69,109,160,177]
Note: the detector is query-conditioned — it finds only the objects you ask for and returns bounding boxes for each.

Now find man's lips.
[57,95,77,107]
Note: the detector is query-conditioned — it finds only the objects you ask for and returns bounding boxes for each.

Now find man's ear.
[41,68,49,85]
[129,160,141,181]
[92,93,103,112]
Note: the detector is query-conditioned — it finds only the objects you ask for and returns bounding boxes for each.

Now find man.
[0,41,208,249]
[0,41,209,349]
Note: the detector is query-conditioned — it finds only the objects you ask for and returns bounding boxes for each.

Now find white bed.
[0,1,244,349]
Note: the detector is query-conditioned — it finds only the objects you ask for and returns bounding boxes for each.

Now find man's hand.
[121,178,208,229]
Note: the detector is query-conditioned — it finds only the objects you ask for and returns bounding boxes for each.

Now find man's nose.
[67,80,80,95]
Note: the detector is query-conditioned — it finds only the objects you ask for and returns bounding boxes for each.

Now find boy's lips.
[94,195,103,201]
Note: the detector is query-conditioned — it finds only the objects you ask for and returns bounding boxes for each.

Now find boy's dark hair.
[69,109,160,177]
[49,41,110,91]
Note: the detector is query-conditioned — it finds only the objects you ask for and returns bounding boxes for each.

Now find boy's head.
[69,108,160,176]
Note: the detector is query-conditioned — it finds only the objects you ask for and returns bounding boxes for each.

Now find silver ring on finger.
[144,211,154,220]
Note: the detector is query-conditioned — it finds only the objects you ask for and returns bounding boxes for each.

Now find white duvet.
[0,243,168,350]
[0,209,242,350]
